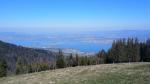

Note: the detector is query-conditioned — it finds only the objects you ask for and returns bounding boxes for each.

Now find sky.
[0,0,150,33]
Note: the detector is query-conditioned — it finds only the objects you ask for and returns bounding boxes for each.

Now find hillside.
[0,62,150,84]
[0,40,56,75]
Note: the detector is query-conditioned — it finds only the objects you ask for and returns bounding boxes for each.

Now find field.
[0,62,150,84]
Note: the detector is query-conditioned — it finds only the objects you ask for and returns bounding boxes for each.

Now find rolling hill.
[0,62,150,84]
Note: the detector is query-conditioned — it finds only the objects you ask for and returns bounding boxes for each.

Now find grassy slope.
[0,62,150,84]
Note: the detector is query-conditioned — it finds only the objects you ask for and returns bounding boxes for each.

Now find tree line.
[0,38,150,77]
[56,38,150,69]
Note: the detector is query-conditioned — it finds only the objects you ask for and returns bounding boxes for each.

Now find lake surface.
[0,29,150,53]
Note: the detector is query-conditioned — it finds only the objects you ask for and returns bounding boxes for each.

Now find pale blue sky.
[0,0,150,33]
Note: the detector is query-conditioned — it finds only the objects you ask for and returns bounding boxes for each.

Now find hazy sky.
[0,0,150,33]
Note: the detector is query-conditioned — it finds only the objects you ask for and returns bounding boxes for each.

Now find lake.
[0,29,150,53]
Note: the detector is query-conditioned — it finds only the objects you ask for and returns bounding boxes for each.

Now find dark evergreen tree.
[97,49,106,64]
[140,39,150,62]
[0,58,7,77]
[56,50,66,68]
[68,54,73,67]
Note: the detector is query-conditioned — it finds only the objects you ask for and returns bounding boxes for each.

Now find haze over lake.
[0,29,150,53]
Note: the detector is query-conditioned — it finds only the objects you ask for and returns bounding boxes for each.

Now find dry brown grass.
[0,62,150,84]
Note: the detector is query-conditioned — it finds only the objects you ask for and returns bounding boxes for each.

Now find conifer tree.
[56,50,66,68]
[0,58,7,77]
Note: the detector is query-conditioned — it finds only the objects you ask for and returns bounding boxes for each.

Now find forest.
[0,38,150,77]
